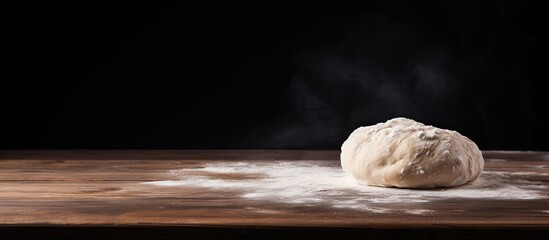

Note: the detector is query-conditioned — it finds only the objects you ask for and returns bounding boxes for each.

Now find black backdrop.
[3,1,548,150]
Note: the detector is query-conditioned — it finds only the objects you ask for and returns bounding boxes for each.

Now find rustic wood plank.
[0,150,548,232]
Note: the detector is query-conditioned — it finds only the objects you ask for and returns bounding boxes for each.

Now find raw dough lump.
[341,117,483,188]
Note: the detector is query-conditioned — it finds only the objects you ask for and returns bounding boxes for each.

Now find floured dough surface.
[341,117,484,188]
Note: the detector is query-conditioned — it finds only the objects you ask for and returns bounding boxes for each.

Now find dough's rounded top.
[340,117,484,188]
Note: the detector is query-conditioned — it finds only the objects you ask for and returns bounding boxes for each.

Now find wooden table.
[1,150,548,239]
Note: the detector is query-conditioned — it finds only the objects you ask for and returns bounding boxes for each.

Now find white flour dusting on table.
[142,161,547,213]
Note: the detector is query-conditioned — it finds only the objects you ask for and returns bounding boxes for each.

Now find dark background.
[3,1,548,150]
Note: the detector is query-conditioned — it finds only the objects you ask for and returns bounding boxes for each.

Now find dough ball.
[340,117,483,188]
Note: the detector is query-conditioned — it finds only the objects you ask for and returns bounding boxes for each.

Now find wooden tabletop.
[1,150,548,239]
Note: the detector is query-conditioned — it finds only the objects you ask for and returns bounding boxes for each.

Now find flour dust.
[142,161,547,214]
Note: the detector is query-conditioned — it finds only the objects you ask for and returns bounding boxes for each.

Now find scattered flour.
[142,161,547,214]
[405,209,433,215]
[487,159,507,162]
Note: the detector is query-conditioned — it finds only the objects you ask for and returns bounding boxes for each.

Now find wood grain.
[0,150,548,239]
